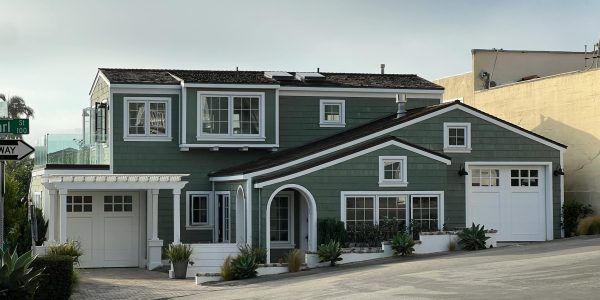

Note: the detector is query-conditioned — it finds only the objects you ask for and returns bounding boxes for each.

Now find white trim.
[185,191,213,228]
[409,194,444,231]
[319,99,346,127]
[181,81,187,145]
[89,71,110,96]
[214,191,231,243]
[185,83,279,89]
[235,185,246,244]
[110,84,182,90]
[182,143,278,149]
[275,89,280,146]
[268,191,295,249]
[254,140,450,188]
[245,179,252,246]
[41,174,188,191]
[443,122,472,153]
[559,151,564,238]
[378,156,408,187]
[123,97,172,141]
[111,88,182,95]
[109,87,114,173]
[279,86,444,94]
[279,90,397,98]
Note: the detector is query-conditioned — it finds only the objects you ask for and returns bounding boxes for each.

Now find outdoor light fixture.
[458,166,469,176]
[554,165,565,176]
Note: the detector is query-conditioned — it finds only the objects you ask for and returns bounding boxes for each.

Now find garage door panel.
[104,216,137,265]
[67,217,93,268]
[510,193,542,236]
[469,192,501,231]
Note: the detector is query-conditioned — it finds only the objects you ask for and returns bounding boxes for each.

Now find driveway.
[75,236,600,300]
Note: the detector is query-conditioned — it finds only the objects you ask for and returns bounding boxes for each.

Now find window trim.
[443,122,472,153]
[185,191,213,230]
[269,191,295,249]
[378,156,408,187]
[123,97,172,141]
[319,99,346,127]
[196,91,266,141]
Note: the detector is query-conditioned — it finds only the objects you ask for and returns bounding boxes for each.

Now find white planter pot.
[305,253,321,268]
[257,266,289,276]
[485,232,497,248]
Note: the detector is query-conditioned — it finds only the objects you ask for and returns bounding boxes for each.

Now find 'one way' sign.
[0,140,35,161]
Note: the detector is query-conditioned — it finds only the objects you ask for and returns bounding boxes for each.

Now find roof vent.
[396,93,407,118]
[264,71,294,81]
[295,72,326,81]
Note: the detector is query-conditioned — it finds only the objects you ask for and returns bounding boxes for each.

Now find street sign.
[0,140,35,160]
[0,119,30,135]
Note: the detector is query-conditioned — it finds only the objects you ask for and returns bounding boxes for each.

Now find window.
[189,194,209,226]
[443,122,471,153]
[378,195,407,224]
[67,196,92,213]
[511,169,539,187]
[124,97,170,140]
[411,196,439,231]
[319,99,345,127]
[471,169,500,187]
[198,92,265,140]
[94,102,108,143]
[103,195,133,212]
[345,196,374,228]
[379,156,408,187]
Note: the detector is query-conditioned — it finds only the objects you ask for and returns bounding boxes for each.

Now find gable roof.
[98,68,443,90]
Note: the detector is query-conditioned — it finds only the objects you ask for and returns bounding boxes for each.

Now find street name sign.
[0,119,30,135]
[0,140,35,160]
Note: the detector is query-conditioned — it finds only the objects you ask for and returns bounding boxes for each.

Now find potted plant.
[165,243,193,279]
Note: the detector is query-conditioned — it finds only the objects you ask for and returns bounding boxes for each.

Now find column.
[147,189,163,270]
[151,189,159,240]
[58,189,68,243]
[47,190,56,244]
[173,189,181,244]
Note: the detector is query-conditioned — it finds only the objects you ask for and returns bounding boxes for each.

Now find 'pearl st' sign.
[0,119,29,135]
[0,140,35,160]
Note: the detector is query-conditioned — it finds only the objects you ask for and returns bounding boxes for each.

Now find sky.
[0,0,599,145]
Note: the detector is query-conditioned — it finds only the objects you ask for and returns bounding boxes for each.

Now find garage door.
[467,166,546,241]
[67,193,140,268]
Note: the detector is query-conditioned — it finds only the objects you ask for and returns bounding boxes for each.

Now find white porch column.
[147,189,164,270]
[173,188,181,244]
[46,190,57,244]
[151,189,159,240]
[58,189,68,243]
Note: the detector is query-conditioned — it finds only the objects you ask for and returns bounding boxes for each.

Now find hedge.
[30,255,75,300]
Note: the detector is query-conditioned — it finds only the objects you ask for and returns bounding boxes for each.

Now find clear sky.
[1,0,599,145]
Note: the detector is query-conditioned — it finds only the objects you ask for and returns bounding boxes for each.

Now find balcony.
[34,133,109,169]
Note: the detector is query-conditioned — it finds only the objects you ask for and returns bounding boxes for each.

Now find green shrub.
[220,256,234,281]
[287,249,303,272]
[34,208,49,246]
[231,253,258,279]
[238,245,267,264]
[379,218,406,241]
[165,243,192,263]
[30,255,75,300]
[347,223,382,247]
[458,223,490,251]
[576,215,600,235]
[391,232,415,256]
[48,240,83,265]
[317,218,347,246]
[0,249,44,299]
[563,199,594,237]
[317,240,343,266]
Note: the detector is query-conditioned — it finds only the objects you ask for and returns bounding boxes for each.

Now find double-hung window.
[198,92,265,140]
[443,122,471,153]
[270,192,294,247]
[319,99,345,127]
[187,193,210,227]
[124,97,171,141]
[379,156,408,187]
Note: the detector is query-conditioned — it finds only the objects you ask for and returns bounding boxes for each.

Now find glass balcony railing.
[34,133,110,167]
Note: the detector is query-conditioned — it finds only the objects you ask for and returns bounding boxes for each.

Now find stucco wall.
[434,73,474,103]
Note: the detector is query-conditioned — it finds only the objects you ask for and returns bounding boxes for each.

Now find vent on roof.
[295,72,326,81]
[264,71,294,80]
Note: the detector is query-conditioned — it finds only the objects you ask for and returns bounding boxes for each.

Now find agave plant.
[0,249,45,299]
[231,253,258,279]
[458,223,490,251]
[391,232,415,256]
[317,240,343,266]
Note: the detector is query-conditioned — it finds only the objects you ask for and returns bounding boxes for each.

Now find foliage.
[30,255,75,300]
[576,216,600,236]
[458,223,490,251]
[409,220,423,240]
[34,208,48,246]
[391,232,415,256]
[165,244,192,263]
[317,240,343,266]
[448,239,458,252]
[317,218,347,246]
[6,159,34,200]
[0,249,44,299]
[287,249,303,272]
[230,252,258,279]
[0,93,35,119]
[563,199,594,237]
[48,241,83,265]
[238,244,267,264]
[379,218,406,241]
[346,223,381,247]
[220,256,234,281]
[4,175,29,254]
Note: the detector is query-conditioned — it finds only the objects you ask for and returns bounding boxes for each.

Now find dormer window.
[443,122,471,153]
[319,99,345,127]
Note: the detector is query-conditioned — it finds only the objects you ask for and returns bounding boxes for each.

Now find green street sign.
[0,119,29,135]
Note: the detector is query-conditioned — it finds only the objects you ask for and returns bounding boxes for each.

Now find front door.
[217,193,230,243]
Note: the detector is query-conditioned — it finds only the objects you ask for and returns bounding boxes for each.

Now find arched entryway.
[265,184,317,264]
[235,185,246,244]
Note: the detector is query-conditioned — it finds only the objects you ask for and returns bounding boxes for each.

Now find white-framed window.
[67,195,93,213]
[123,97,171,141]
[510,169,539,187]
[471,168,500,187]
[443,122,471,153]
[378,156,408,187]
[270,192,295,247]
[103,195,133,212]
[410,195,440,232]
[319,99,345,127]
[345,196,375,228]
[197,92,265,141]
[185,191,215,229]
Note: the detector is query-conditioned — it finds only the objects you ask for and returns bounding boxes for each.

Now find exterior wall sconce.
[458,166,469,176]
[554,165,565,176]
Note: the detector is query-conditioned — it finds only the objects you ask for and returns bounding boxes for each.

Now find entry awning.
[41,174,189,191]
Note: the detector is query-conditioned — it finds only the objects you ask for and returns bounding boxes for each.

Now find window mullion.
[145,101,151,137]
[228,96,233,136]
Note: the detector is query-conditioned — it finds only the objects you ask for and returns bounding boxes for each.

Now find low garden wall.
[183,243,240,278]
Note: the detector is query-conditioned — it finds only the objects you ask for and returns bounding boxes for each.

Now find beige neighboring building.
[435,48,600,212]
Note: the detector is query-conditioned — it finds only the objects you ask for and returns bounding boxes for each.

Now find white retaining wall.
[186,243,240,277]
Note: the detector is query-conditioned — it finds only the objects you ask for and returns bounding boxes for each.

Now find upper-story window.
[443,122,471,153]
[319,99,345,127]
[124,97,171,141]
[378,156,408,187]
[198,92,265,140]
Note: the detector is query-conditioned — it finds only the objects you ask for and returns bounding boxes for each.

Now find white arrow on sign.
[0,139,35,161]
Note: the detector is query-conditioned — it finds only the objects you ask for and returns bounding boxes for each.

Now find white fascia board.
[111,84,182,90]
[254,140,450,188]
[184,83,280,89]
[89,70,111,96]
[209,175,246,182]
[465,161,552,166]
[179,143,278,149]
[278,86,444,94]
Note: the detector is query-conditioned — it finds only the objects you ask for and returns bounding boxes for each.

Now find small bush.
[31,255,74,300]
[563,199,594,237]
[318,218,347,246]
[576,216,600,235]
[238,244,267,264]
[0,249,44,299]
[317,240,343,266]
[220,256,234,281]
[391,232,415,256]
[48,240,83,265]
[287,249,303,272]
[347,223,382,247]
[379,218,406,241]
[165,243,192,263]
[231,253,258,279]
[448,239,458,252]
[458,223,490,251]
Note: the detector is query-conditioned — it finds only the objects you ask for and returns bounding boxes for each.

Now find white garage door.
[67,193,140,268]
[467,166,546,241]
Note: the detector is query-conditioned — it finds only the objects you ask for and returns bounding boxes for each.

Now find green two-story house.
[32,68,566,270]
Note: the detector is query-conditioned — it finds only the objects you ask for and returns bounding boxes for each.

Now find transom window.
[443,122,471,153]
[471,169,500,187]
[189,194,209,226]
[103,195,133,212]
[411,196,439,231]
[198,93,264,139]
[511,169,539,187]
[67,196,92,212]
[319,99,345,127]
[124,97,170,140]
[379,156,408,187]
[270,195,293,242]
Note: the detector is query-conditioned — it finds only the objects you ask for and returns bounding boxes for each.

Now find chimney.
[380,64,385,74]
[396,93,406,118]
